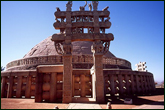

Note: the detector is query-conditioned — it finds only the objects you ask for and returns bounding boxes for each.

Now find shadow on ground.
[105,88,164,105]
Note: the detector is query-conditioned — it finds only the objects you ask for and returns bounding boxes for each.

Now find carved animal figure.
[67,1,72,5]
[79,1,87,11]
[103,6,109,11]
[56,7,61,12]
[88,3,92,11]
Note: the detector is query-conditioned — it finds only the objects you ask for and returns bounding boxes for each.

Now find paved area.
[132,100,164,109]
[67,103,102,109]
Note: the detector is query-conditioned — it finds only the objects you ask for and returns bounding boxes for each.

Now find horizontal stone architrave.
[1,70,36,76]
[54,21,111,29]
[55,11,110,18]
[52,33,114,42]
[37,65,63,73]
[6,55,131,71]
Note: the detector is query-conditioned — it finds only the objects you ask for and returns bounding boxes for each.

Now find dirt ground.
[1,88,164,109]
[100,88,164,109]
[1,98,68,109]
[100,95,164,109]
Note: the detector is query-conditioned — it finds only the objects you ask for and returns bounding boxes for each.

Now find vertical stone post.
[125,74,130,94]
[62,2,73,103]
[140,75,144,93]
[130,74,135,94]
[143,75,147,93]
[8,75,14,98]
[35,72,43,102]
[50,72,57,102]
[110,74,115,96]
[72,75,75,97]
[147,76,151,91]
[93,53,105,103]
[1,76,6,98]
[135,75,140,93]
[80,74,86,97]
[62,55,72,103]
[92,1,105,103]
[118,74,124,95]
[16,76,22,98]
[151,75,155,91]
[25,72,31,98]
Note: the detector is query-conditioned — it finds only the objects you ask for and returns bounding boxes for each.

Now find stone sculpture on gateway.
[52,1,114,103]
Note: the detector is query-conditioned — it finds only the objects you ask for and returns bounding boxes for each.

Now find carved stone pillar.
[62,41,73,103]
[91,40,105,103]
[63,54,72,103]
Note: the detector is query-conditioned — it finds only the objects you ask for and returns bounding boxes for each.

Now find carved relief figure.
[79,1,87,11]
[54,41,64,55]
[66,1,72,11]
[56,7,61,12]
[92,40,105,54]
[92,1,98,11]
[63,42,73,55]
[88,3,92,11]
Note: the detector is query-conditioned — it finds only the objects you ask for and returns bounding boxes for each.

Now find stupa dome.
[23,36,116,58]
[6,36,131,71]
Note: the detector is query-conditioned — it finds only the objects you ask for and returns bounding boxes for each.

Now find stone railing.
[1,70,37,98]
[103,69,155,96]
[6,55,131,70]
[103,57,131,69]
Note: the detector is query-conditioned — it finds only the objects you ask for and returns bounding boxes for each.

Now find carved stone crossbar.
[52,33,114,42]
[55,11,110,18]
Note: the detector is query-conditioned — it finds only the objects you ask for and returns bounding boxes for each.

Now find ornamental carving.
[92,1,98,11]
[66,1,72,11]
[91,40,110,54]
[63,41,73,55]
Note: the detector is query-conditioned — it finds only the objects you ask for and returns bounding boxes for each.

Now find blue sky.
[1,1,164,82]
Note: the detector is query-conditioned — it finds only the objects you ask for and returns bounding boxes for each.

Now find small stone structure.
[1,1,155,104]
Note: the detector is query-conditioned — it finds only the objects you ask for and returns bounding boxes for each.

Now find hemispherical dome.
[23,36,116,58]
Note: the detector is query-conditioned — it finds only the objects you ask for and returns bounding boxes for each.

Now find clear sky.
[1,1,164,83]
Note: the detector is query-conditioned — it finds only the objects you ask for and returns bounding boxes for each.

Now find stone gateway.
[1,1,155,104]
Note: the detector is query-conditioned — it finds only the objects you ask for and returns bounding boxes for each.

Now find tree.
[1,66,5,71]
